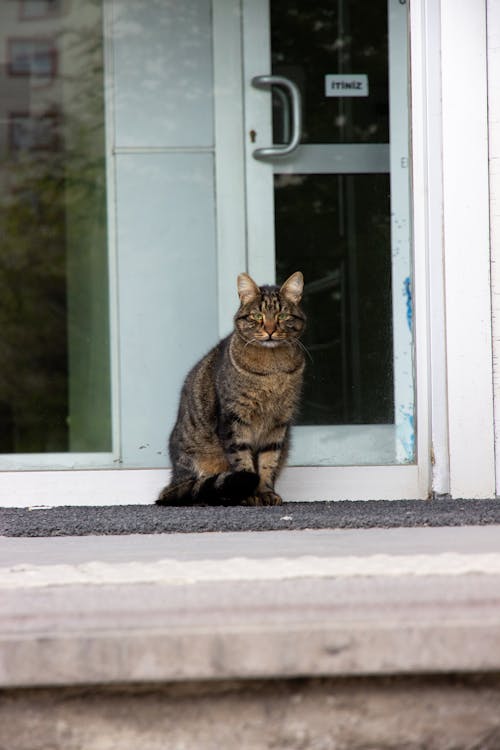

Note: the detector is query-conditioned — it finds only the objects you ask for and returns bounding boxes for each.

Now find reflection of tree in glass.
[0,151,67,451]
[0,4,108,453]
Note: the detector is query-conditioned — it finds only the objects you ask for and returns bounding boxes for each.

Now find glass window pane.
[0,1,111,453]
[275,173,394,427]
[271,0,389,145]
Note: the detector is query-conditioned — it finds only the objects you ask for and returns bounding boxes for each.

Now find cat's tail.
[156,470,259,506]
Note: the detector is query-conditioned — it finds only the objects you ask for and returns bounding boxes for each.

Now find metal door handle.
[272,86,291,144]
[251,75,302,159]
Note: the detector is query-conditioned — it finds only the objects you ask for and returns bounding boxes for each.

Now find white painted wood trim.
[487,0,500,496]
[389,0,414,463]
[409,0,448,496]
[421,0,449,496]
[0,469,168,508]
[242,0,276,284]
[407,0,433,500]
[0,454,115,471]
[277,466,424,502]
[0,465,424,507]
[273,144,390,174]
[103,0,122,463]
[213,0,248,337]
[440,0,495,498]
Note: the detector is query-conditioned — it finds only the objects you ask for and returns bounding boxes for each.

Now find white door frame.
[488,0,500,498]
[439,0,494,498]
[0,0,495,505]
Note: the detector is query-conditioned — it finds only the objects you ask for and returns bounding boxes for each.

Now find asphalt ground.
[1,498,500,537]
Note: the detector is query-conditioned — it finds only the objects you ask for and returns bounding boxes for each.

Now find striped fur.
[156,272,306,506]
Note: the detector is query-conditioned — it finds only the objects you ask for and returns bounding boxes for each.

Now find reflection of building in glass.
[20,0,61,21]
[1,5,61,158]
[7,38,58,79]
[8,110,60,153]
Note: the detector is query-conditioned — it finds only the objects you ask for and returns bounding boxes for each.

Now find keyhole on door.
[249,129,257,143]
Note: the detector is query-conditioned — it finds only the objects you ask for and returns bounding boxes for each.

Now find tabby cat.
[156,271,306,506]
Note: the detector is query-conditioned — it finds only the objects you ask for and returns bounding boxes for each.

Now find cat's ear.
[280,271,304,304]
[237,273,260,305]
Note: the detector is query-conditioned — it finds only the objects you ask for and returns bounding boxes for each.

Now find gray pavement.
[1,524,500,567]
[1,525,500,688]
[2,498,500,537]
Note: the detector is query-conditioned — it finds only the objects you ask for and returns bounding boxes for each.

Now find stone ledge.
[2,676,500,750]
[2,572,500,688]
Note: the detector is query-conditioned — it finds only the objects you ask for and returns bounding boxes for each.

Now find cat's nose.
[264,317,276,335]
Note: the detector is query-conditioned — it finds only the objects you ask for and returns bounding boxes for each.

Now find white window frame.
[489,0,500,497]
[0,0,495,505]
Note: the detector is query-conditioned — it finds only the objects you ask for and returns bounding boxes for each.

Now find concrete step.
[1,526,500,748]
[3,675,500,750]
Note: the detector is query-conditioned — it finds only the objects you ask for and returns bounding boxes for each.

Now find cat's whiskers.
[243,338,260,350]
[285,337,313,363]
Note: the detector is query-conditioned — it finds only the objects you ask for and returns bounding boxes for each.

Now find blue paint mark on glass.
[404,277,412,333]
[397,407,415,463]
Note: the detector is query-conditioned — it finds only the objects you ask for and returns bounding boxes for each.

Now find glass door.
[0,0,429,505]
[243,0,413,466]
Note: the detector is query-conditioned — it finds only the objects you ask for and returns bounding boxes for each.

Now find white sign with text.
[325,74,369,97]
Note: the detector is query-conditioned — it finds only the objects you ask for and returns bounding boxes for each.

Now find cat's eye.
[278,313,290,321]
[250,312,263,321]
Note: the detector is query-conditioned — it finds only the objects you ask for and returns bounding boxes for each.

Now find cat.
[156,271,306,507]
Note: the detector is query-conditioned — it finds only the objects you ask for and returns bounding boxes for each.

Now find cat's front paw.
[240,495,261,506]
[241,491,283,507]
[223,470,260,500]
[260,490,283,506]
